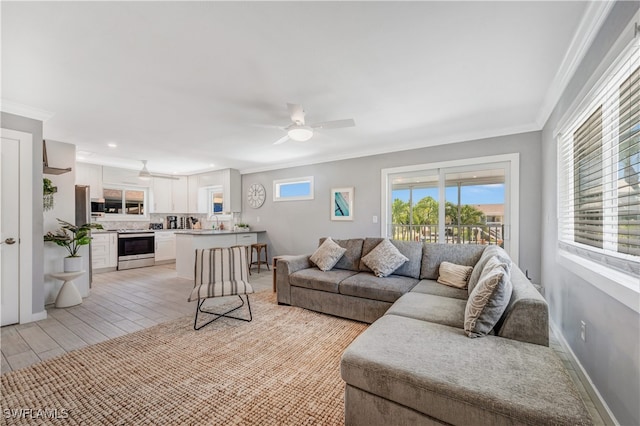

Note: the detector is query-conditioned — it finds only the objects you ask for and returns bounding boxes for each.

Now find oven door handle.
[118,233,155,239]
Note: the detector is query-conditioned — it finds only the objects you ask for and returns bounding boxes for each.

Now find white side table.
[50,271,85,308]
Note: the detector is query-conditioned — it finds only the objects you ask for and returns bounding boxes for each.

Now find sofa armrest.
[276,254,312,305]
[495,267,549,346]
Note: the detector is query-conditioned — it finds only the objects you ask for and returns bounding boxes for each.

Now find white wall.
[43,140,84,303]
[540,2,639,425]
[242,130,542,280]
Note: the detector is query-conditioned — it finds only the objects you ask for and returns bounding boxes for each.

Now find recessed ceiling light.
[77,156,85,161]
[209,163,215,167]
[107,143,117,148]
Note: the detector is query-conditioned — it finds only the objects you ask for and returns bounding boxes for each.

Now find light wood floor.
[1,263,273,373]
[1,264,607,424]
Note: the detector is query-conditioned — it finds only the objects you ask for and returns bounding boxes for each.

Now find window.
[207,186,224,216]
[557,36,639,279]
[103,186,147,217]
[382,154,519,263]
[273,176,314,201]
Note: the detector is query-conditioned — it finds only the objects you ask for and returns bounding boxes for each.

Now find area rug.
[1,292,368,425]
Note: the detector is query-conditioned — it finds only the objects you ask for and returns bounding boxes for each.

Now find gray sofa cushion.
[411,280,469,300]
[421,243,486,279]
[359,238,422,279]
[290,268,358,293]
[468,244,512,295]
[464,256,513,338]
[319,237,364,272]
[341,315,592,426]
[386,293,466,329]
[339,272,418,303]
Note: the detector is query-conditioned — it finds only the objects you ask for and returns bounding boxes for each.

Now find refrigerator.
[75,185,93,288]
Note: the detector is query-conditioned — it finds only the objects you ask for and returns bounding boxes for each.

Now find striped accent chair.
[188,246,254,330]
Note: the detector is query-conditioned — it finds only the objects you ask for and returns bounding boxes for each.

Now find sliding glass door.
[383,155,518,261]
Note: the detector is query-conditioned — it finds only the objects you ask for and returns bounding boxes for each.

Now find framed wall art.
[331,187,354,221]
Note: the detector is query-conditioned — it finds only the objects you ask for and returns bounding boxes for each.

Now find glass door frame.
[381,153,520,264]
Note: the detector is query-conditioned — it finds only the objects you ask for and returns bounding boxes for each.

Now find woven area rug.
[1,292,367,425]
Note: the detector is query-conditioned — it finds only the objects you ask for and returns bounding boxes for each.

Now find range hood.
[43,140,72,175]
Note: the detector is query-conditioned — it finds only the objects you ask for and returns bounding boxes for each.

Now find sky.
[392,184,505,205]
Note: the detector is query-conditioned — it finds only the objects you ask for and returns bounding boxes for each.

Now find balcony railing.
[391,224,504,247]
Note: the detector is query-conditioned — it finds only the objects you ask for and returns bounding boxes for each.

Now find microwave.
[91,200,105,217]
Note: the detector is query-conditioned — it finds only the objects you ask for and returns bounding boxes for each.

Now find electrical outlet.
[580,321,586,341]
[373,215,378,223]
[256,216,260,223]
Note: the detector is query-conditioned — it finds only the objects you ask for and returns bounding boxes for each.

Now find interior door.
[1,136,21,326]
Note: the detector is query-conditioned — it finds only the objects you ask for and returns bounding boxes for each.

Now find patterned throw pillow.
[437,262,474,289]
[361,239,409,277]
[310,237,347,271]
[467,245,512,296]
[464,256,513,338]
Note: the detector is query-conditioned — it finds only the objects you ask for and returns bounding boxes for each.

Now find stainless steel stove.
[115,230,155,270]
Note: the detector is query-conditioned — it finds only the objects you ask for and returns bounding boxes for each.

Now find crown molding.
[0,99,55,122]
[535,1,615,128]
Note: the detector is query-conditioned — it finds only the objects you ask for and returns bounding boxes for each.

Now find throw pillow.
[361,239,409,277]
[437,261,474,289]
[467,245,512,296]
[310,237,347,271]
[464,256,513,338]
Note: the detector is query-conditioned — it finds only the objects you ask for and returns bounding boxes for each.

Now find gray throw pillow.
[361,239,409,277]
[467,245,512,296]
[464,256,513,338]
[309,237,347,271]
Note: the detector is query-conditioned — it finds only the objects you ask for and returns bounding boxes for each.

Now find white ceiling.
[2,1,594,175]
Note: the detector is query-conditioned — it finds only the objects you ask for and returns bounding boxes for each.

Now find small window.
[207,186,224,215]
[273,176,314,201]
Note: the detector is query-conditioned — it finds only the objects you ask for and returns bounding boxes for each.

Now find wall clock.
[247,183,266,208]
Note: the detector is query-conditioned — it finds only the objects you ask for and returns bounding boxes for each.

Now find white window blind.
[558,35,640,278]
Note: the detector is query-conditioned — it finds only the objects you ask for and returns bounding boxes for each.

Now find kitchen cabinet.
[151,176,188,213]
[75,162,103,199]
[191,168,241,215]
[188,175,207,213]
[155,231,176,262]
[222,168,242,213]
[92,232,117,270]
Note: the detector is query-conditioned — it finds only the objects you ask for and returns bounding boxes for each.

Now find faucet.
[213,216,220,230]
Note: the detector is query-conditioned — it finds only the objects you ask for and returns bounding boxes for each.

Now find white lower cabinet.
[155,231,176,262]
[92,232,117,270]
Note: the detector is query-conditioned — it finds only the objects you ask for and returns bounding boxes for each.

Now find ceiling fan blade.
[310,118,355,130]
[287,103,306,125]
[273,135,290,145]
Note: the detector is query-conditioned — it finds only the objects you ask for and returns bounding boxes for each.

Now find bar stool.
[250,243,270,273]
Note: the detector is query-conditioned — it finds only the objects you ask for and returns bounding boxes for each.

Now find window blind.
[558,36,640,277]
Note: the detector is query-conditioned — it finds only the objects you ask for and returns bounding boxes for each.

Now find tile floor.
[1,264,608,424]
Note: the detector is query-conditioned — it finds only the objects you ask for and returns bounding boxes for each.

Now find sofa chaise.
[275,237,592,425]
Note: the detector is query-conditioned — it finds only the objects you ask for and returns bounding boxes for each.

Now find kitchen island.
[175,230,265,279]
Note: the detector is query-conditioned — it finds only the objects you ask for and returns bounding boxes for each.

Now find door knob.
[2,238,16,245]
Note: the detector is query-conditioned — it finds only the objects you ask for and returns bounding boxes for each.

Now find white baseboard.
[550,320,619,425]
[30,310,48,322]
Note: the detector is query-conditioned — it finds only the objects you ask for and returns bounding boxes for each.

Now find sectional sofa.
[275,238,592,425]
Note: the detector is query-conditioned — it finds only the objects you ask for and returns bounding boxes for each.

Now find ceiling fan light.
[288,126,313,142]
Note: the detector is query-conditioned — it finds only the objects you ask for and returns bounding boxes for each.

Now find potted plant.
[44,219,103,272]
[236,223,250,232]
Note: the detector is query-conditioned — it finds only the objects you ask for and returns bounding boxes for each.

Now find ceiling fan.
[273,103,355,145]
[138,160,178,180]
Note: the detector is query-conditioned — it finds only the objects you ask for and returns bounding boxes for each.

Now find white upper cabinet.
[222,168,241,213]
[75,162,104,199]
[151,176,189,213]
[172,177,188,213]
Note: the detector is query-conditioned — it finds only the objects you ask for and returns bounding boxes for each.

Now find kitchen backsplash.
[95,213,236,230]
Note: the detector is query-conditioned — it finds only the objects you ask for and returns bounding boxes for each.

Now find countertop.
[175,229,265,235]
